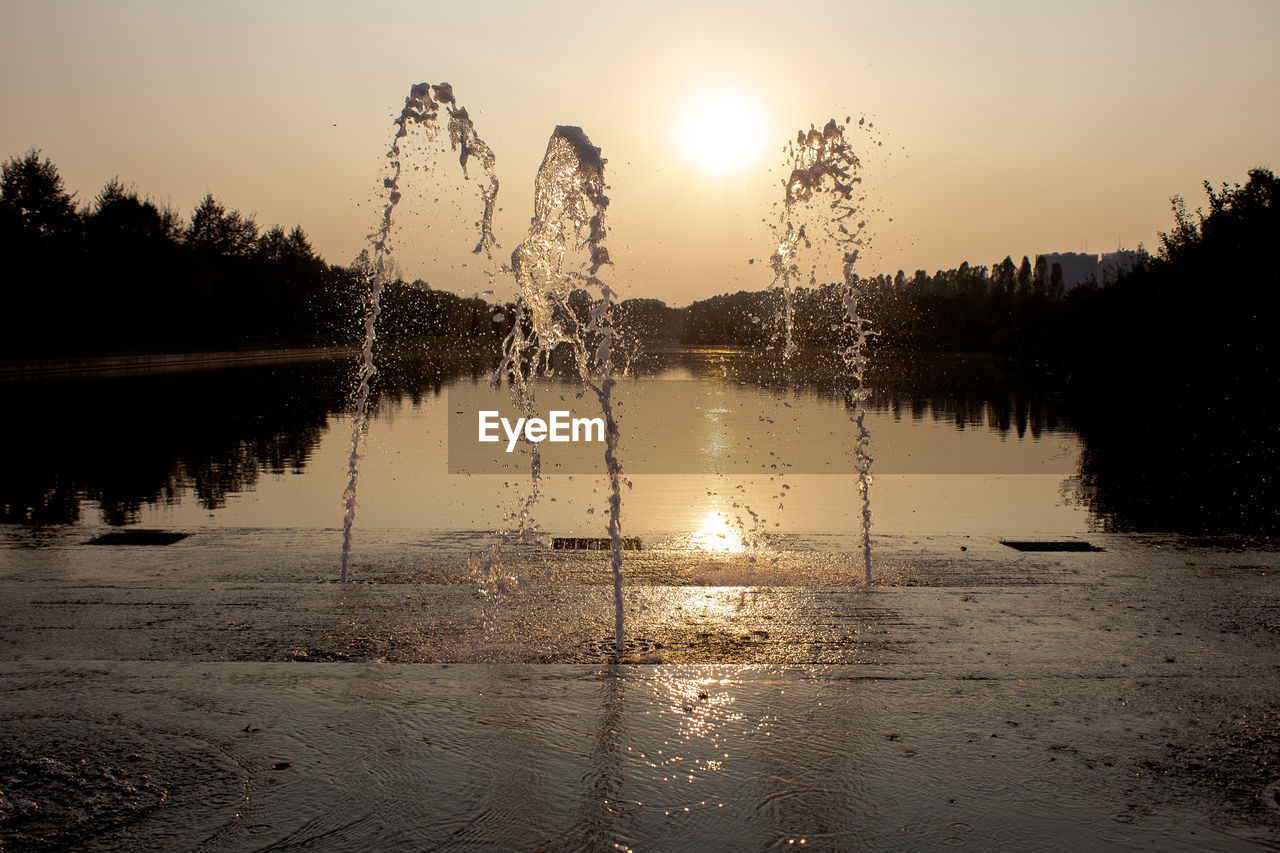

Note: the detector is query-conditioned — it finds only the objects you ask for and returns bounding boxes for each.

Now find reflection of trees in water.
[1072,395,1280,537]
[631,347,1071,440]
[0,352,497,526]
[637,347,1280,536]
[3,362,338,526]
[7,342,1272,536]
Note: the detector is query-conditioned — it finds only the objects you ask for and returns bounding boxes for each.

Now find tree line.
[0,150,508,359]
[614,254,1127,358]
[619,169,1277,370]
[3,149,1275,382]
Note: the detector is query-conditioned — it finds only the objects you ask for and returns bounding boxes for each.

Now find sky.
[2,0,1277,305]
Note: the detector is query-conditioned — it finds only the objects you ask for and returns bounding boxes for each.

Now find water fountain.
[769,118,875,581]
[340,84,629,651]
[341,86,874,651]
[484,125,628,655]
[340,82,499,583]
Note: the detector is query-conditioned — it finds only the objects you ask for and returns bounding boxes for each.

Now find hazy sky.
[2,0,1276,304]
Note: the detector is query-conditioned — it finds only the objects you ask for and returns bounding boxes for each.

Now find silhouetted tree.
[186,194,258,256]
[1032,256,1048,297]
[1069,167,1280,534]
[1016,255,1032,297]
[1048,263,1064,299]
[0,150,79,243]
[993,255,1016,297]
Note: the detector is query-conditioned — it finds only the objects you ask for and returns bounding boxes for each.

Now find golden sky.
[2,0,1277,304]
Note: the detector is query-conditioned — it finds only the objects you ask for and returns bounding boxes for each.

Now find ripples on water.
[2,662,1269,851]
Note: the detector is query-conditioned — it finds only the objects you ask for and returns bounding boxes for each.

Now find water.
[2,544,1278,849]
[495,125,627,654]
[0,350,1085,541]
[345,98,882,648]
[340,94,631,649]
[771,118,875,582]
[4,659,1275,851]
[4,348,1269,545]
[343,87,884,651]
[4,353,1277,848]
[341,82,499,582]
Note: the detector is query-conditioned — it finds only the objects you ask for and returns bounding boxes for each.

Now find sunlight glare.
[677,90,767,175]
[695,511,747,553]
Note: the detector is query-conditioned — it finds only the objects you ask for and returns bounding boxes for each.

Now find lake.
[1,346,1276,850]
[1,347,1089,554]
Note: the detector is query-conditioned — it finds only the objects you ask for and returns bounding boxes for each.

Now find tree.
[1033,256,1048,297]
[993,256,1016,296]
[1070,167,1280,535]
[616,298,678,345]
[254,225,290,263]
[286,226,315,260]
[186,194,258,256]
[1048,263,1064,299]
[0,150,80,242]
[1016,255,1032,297]
[87,179,172,246]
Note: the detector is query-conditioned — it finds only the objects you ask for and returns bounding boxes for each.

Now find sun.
[695,511,747,553]
[677,89,767,175]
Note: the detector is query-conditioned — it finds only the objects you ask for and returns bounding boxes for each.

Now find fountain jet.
[770,118,874,582]
[498,126,627,654]
[340,82,499,583]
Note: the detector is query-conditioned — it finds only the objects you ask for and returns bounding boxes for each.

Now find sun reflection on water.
[694,512,747,553]
[642,667,756,798]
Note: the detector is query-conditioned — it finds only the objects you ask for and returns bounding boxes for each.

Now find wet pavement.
[0,528,1277,850]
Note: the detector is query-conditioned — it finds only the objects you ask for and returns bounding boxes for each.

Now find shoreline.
[0,346,359,380]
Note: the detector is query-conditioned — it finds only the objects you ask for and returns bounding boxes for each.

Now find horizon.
[2,0,1277,305]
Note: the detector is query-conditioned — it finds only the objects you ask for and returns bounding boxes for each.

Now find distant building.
[1035,249,1142,290]
[1099,250,1142,282]
[1036,252,1099,290]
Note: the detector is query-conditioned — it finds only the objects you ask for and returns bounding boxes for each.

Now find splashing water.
[770,118,874,582]
[339,82,499,583]
[495,126,628,654]
[343,84,868,624]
